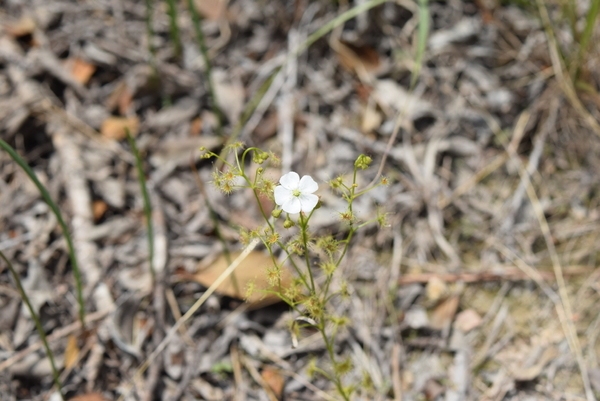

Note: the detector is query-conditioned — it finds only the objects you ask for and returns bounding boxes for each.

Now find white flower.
[274,172,319,214]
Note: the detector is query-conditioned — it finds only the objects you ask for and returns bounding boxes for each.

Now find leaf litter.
[0,0,600,400]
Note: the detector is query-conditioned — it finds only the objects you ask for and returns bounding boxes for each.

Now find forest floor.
[1,0,600,400]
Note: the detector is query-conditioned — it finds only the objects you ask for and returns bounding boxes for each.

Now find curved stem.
[0,251,64,400]
[0,139,86,328]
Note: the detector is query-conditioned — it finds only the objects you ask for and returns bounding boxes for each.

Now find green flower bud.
[354,154,372,170]
[272,208,282,218]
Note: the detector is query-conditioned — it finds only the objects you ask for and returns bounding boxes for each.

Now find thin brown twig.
[396,265,589,285]
[240,354,279,401]
[501,96,595,400]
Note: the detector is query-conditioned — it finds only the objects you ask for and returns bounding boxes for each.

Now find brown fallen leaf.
[105,81,134,115]
[261,366,285,399]
[429,295,460,331]
[454,309,482,333]
[190,116,203,136]
[92,200,108,222]
[100,117,139,140]
[333,39,381,77]
[64,334,79,370]
[193,0,227,20]
[188,251,292,309]
[4,16,36,37]
[64,58,96,85]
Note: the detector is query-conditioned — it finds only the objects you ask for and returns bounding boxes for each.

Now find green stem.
[574,0,600,80]
[187,0,225,136]
[144,0,158,76]
[297,0,388,56]
[165,0,183,59]
[0,139,86,328]
[320,324,350,400]
[411,0,430,89]
[299,214,316,293]
[0,251,64,401]
[227,0,390,147]
[126,132,155,282]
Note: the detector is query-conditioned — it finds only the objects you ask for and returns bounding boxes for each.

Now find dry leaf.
[261,366,285,398]
[92,200,108,222]
[454,309,482,333]
[361,103,382,133]
[334,40,381,76]
[425,276,448,302]
[100,117,139,140]
[64,334,79,369]
[64,58,96,85]
[105,81,134,115]
[193,0,227,20]
[190,117,203,136]
[429,295,459,330]
[190,251,292,309]
[4,16,36,37]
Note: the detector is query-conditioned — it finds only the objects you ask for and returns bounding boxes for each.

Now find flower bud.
[354,154,372,170]
[283,218,295,228]
[272,208,282,218]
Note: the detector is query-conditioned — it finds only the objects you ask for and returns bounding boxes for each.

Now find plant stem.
[0,250,65,401]
[126,132,155,282]
[574,0,600,80]
[0,139,86,328]
[320,324,350,401]
[165,0,183,59]
[411,0,429,89]
[144,0,158,76]
[299,214,316,293]
[187,0,225,136]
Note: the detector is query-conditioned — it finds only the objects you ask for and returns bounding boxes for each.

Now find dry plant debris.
[1,0,600,400]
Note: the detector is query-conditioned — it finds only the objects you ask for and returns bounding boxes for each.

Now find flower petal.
[282,197,302,214]
[279,172,299,190]
[274,186,293,206]
[298,175,318,194]
[299,193,319,213]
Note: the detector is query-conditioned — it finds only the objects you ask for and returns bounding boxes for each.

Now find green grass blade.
[574,0,600,78]
[229,0,390,144]
[0,139,86,328]
[411,0,430,89]
[145,0,158,75]
[0,250,64,400]
[125,132,155,281]
[165,0,183,59]
[186,0,225,136]
[298,0,389,55]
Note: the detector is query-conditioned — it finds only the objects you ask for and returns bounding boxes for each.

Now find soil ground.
[1,0,600,400]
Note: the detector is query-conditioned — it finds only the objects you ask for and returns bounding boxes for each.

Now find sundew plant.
[202,142,388,400]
